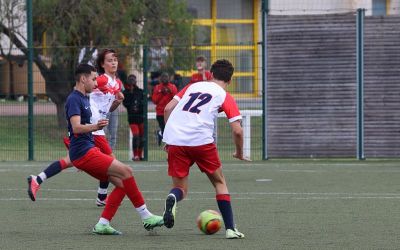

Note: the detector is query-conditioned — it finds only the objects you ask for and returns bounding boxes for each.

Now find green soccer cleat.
[142,215,164,231]
[163,194,177,229]
[92,223,122,235]
[226,228,245,239]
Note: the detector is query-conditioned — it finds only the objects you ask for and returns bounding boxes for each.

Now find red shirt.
[151,82,178,115]
[189,71,212,84]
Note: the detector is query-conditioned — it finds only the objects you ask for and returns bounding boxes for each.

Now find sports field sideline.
[1,159,400,249]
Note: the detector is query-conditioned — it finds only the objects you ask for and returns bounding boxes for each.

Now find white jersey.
[163,81,242,146]
[90,74,122,135]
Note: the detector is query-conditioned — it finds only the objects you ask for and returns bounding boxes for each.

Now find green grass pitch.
[1,159,400,249]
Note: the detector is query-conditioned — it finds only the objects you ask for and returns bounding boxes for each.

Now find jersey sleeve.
[221,93,242,123]
[65,95,81,120]
[174,84,191,101]
[115,79,123,93]
[96,75,110,94]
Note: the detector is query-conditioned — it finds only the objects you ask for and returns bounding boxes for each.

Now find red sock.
[122,177,145,208]
[101,187,125,221]
[134,149,139,158]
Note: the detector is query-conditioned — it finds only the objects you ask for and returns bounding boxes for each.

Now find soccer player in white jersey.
[161,59,249,239]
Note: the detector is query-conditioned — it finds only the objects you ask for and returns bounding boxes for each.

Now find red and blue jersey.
[65,90,95,161]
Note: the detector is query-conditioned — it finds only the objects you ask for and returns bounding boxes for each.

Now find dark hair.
[127,74,137,84]
[210,59,234,82]
[75,64,96,82]
[96,48,117,74]
[196,55,206,62]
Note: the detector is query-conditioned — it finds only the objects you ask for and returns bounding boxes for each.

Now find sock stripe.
[216,194,231,202]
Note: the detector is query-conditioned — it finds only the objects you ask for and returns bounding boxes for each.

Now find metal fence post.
[356,8,365,160]
[143,46,149,161]
[27,0,34,160]
[262,0,269,160]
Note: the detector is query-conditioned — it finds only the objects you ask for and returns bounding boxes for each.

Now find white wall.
[269,0,373,15]
[388,0,400,15]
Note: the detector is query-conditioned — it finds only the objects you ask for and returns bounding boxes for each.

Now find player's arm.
[109,91,124,112]
[230,120,244,160]
[222,93,251,161]
[70,115,108,134]
[164,98,179,123]
[122,91,129,108]
[151,85,162,104]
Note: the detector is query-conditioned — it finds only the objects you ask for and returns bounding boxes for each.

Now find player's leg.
[138,123,145,160]
[27,155,72,201]
[96,181,109,207]
[106,109,118,150]
[93,177,125,235]
[129,123,140,161]
[206,169,244,239]
[196,143,244,239]
[163,145,192,228]
[163,176,187,228]
[155,115,165,146]
[94,135,114,206]
[106,160,163,230]
[73,148,162,234]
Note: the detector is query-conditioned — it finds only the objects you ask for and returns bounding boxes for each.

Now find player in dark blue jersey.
[62,64,163,235]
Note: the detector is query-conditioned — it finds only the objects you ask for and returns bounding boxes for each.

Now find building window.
[372,0,387,16]
[216,0,253,19]
[187,0,259,96]
[187,0,211,18]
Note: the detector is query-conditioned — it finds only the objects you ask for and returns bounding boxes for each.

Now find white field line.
[3,167,400,174]
[3,195,400,201]
[3,188,400,196]
[4,162,400,168]
[2,188,400,201]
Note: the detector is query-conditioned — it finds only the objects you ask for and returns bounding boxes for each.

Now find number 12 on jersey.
[182,92,212,114]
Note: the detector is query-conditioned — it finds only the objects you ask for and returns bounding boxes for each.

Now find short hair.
[127,74,137,84]
[196,55,207,62]
[210,59,234,82]
[75,63,96,82]
[96,48,117,74]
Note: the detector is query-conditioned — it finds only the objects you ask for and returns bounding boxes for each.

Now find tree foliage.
[0,0,194,127]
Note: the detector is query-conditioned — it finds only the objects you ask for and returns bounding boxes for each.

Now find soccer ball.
[196,210,222,235]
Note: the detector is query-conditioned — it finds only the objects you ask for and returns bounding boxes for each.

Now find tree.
[0,0,194,127]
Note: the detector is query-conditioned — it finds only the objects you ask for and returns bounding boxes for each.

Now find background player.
[123,74,145,161]
[151,72,177,146]
[189,55,212,84]
[161,59,250,239]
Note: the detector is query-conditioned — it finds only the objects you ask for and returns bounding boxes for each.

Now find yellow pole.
[253,0,260,96]
[211,0,217,62]
[386,0,390,15]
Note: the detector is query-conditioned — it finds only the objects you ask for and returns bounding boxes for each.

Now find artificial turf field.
[1,159,400,249]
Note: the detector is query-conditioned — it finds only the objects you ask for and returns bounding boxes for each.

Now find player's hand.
[97,118,109,130]
[233,152,252,162]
